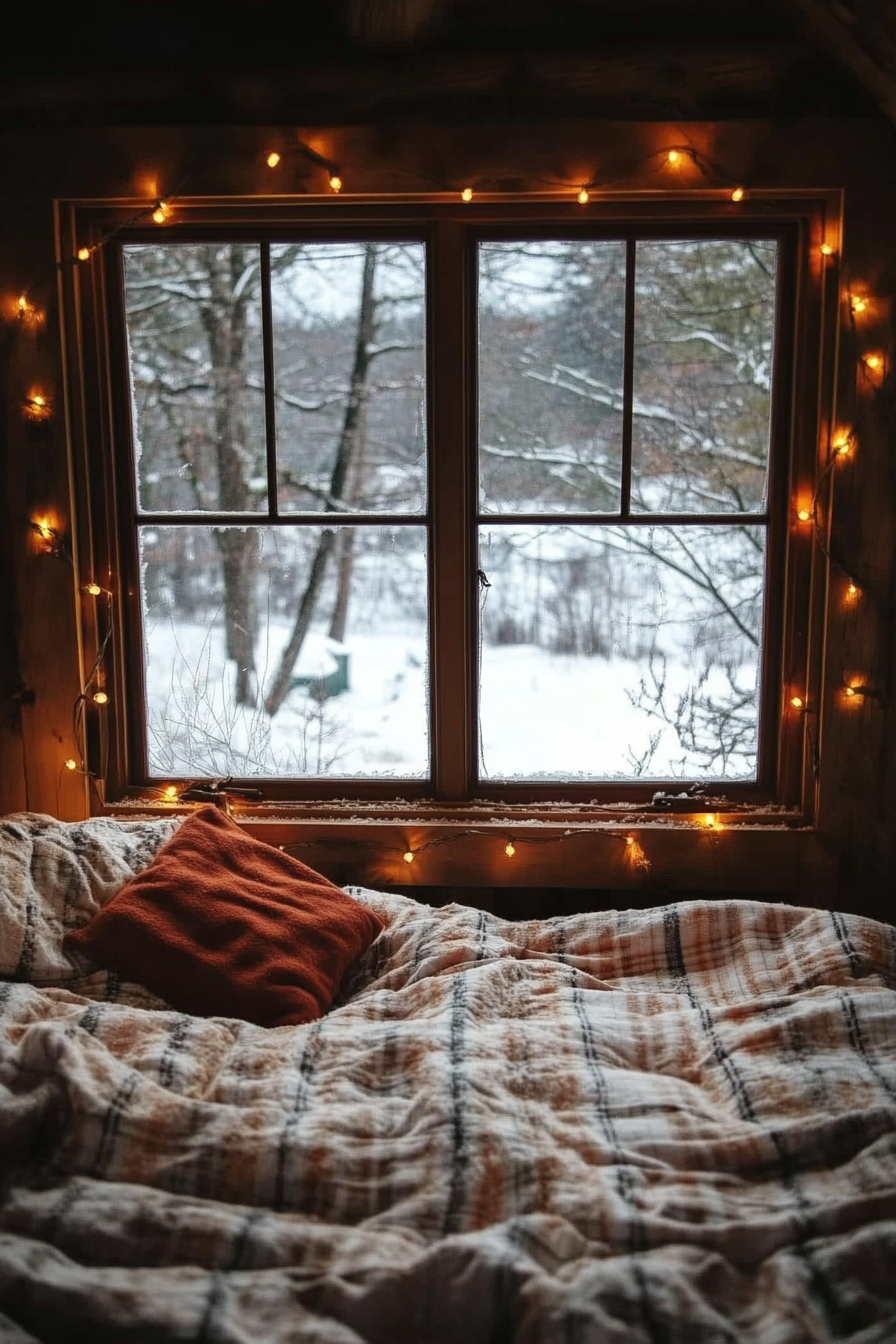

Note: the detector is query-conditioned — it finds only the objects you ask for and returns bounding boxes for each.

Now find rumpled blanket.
[1,813,895,1342]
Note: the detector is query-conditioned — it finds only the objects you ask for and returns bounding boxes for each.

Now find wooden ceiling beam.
[787,0,896,130]
[0,43,873,128]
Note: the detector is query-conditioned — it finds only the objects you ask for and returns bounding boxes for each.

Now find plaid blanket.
[1,818,896,1342]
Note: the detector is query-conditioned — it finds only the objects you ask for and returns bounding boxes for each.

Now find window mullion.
[429,219,476,799]
[620,236,637,518]
[260,241,279,519]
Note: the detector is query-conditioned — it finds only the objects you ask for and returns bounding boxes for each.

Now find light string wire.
[804,255,889,707]
[4,135,888,818]
[23,521,118,784]
[282,826,652,871]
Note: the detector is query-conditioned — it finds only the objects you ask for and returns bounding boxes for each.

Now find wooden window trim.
[60,192,838,836]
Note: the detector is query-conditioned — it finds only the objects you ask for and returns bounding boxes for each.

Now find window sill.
[103,798,833,902]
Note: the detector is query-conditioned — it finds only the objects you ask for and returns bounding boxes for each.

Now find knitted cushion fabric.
[66,806,384,1027]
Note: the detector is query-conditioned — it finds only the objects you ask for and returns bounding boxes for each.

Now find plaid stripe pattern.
[0,813,181,984]
[1,824,896,1340]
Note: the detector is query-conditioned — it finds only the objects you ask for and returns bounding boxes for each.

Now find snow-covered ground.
[143,615,758,783]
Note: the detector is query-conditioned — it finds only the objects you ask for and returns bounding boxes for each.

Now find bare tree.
[264,243,379,717]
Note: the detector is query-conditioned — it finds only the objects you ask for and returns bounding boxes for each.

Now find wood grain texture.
[788,0,896,131]
[0,44,873,129]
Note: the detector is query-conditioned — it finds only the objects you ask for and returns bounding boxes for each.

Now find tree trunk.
[201,245,260,706]
[218,529,259,705]
[328,528,357,643]
[265,244,378,718]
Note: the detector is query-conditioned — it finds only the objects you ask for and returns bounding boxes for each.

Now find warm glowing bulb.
[844,685,857,698]
[460,187,473,202]
[504,841,515,857]
[63,758,78,772]
[667,149,680,165]
[86,582,102,596]
[846,582,858,598]
[92,691,108,705]
[797,508,812,522]
[151,201,169,224]
[164,785,178,799]
[626,836,634,846]
[850,295,867,313]
[790,695,804,709]
[328,175,342,193]
[730,186,745,202]
[266,151,281,168]
[864,353,882,370]
[703,813,716,828]
[403,850,414,864]
[820,242,833,257]
[17,295,28,311]
[833,438,851,457]
[577,187,589,205]
[24,392,51,421]
[77,247,91,262]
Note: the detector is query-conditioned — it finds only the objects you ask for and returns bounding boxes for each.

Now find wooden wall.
[1,114,894,917]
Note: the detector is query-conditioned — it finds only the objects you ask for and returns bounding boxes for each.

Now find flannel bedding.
[1,814,896,1343]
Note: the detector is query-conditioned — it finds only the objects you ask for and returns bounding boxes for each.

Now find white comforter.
[1,813,895,1342]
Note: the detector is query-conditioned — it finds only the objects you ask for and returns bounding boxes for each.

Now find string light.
[92,690,109,705]
[842,682,884,704]
[10,139,884,807]
[703,813,716,828]
[163,785,179,799]
[626,837,650,870]
[790,695,804,710]
[63,758,79,772]
[285,828,656,875]
[22,392,52,422]
[31,519,55,543]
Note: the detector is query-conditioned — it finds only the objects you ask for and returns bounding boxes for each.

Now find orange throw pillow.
[65,806,383,1027]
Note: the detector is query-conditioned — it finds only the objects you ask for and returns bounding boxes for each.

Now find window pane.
[479,241,626,514]
[478,523,765,781]
[123,245,267,513]
[632,240,777,514]
[140,524,428,779]
[271,243,426,514]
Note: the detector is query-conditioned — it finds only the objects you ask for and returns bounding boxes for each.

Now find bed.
[1,810,895,1343]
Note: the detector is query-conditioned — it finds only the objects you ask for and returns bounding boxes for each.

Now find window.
[90,203,810,807]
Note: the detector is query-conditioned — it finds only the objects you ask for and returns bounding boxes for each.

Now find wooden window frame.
[60,192,838,845]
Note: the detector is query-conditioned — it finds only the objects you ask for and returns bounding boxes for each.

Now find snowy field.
[143,615,758,783]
